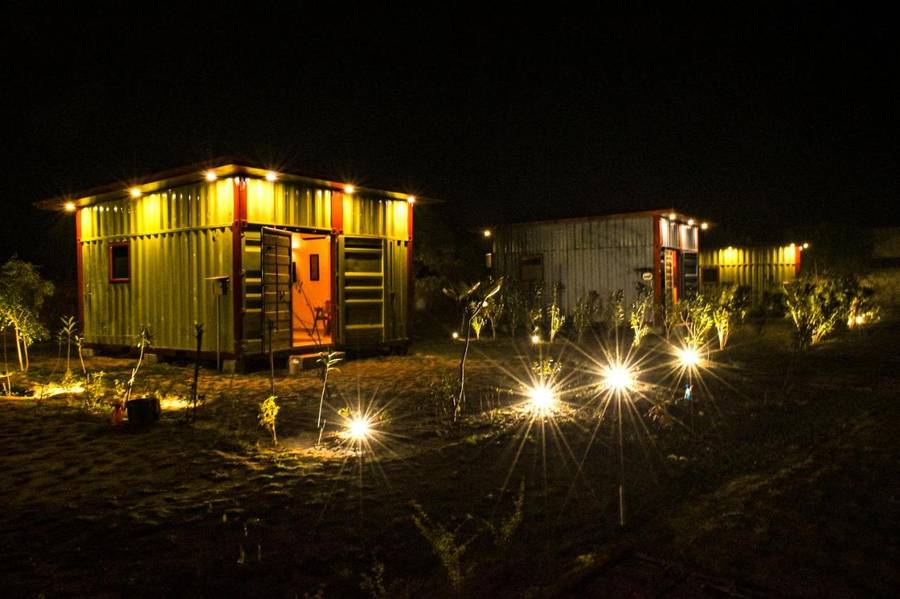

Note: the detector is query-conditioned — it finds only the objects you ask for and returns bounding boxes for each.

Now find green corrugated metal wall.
[700,245,800,303]
[80,176,411,355]
[80,179,235,351]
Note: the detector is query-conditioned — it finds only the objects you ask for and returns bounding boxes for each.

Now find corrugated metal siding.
[245,179,331,230]
[343,194,410,240]
[81,227,233,352]
[80,180,236,352]
[700,246,800,303]
[494,216,655,312]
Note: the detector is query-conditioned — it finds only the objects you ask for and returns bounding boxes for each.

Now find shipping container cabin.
[40,162,414,368]
[700,244,802,304]
[490,210,702,312]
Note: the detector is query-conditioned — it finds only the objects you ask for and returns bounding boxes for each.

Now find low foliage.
[481,293,505,339]
[676,295,714,348]
[629,284,654,347]
[503,286,527,338]
[410,501,473,591]
[258,395,280,445]
[548,283,566,343]
[712,285,749,349]
[783,277,844,349]
[483,479,526,550]
[572,290,601,342]
[840,275,880,329]
[82,371,108,414]
[603,288,625,333]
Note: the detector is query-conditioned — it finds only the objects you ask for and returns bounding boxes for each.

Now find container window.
[310,254,320,281]
[701,267,719,284]
[109,243,130,283]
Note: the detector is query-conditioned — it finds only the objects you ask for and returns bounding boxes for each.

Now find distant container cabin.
[490,210,704,311]
[699,244,803,304]
[41,161,415,369]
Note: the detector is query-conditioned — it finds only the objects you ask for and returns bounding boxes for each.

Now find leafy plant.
[469,305,485,340]
[442,280,481,336]
[711,285,748,349]
[548,282,565,343]
[316,351,343,431]
[0,258,54,372]
[58,316,78,379]
[258,395,280,445]
[411,501,473,591]
[783,277,843,349]
[602,289,625,335]
[629,284,654,347]
[572,291,600,342]
[676,295,714,348]
[481,293,505,339]
[527,282,544,337]
[82,370,108,414]
[457,277,504,423]
[840,275,880,329]
[122,325,152,406]
[503,286,527,338]
[483,479,526,550]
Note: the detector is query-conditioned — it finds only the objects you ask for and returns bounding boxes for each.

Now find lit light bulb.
[527,384,557,416]
[483,229,492,238]
[701,222,709,230]
[803,242,809,249]
[687,219,695,226]
[451,331,459,340]
[347,416,370,441]
[205,170,217,182]
[129,187,142,198]
[604,363,633,392]
[344,184,355,194]
[265,171,278,182]
[530,334,540,345]
[668,212,677,220]
[406,195,416,204]
[677,346,700,368]
[64,201,76,212]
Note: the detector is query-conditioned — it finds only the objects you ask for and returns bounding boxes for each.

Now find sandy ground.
[1,321,898,597]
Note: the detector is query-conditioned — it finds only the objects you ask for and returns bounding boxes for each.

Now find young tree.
[0,258,54,372]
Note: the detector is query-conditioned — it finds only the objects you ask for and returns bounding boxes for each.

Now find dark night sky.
[2,4,898,283]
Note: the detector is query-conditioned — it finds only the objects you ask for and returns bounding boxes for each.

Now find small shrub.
[82,371,108,414]
[258,395,280,445]
[548,283,565,343]
[783,277,843,349]
[840,275,880,328]
[572,291,600,342]
[629,284,654,347]
[602,289,625,334]
[469,306,485,340]
[503,286,527,338]
[411,501,473,591]
[481,293,505,339]
[712,285,748,349]
[484,479,525,550]
[677,295,714,348]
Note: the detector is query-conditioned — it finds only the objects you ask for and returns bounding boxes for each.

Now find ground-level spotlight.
[530,334,541,345]
[603,362,634,392]
[345,415,371,442]
[677,345,701,368]
[526,383,557,417]
[451,331,459,340]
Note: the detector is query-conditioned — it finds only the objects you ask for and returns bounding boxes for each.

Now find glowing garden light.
[526,383,557,416]
[701,222,709,230]
[677,345,701,368]
[346,415,371,442]
[603,362,634,392]
[530,334,541,345]
[451,331,459,340]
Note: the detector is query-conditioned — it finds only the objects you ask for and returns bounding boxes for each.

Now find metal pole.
[618,391,626,527]
[216,294,221,371]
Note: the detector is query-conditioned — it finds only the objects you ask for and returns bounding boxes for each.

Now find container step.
[288,351,346,374]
